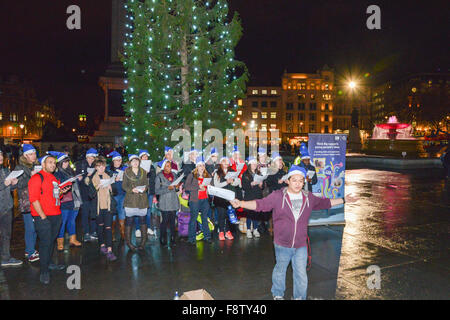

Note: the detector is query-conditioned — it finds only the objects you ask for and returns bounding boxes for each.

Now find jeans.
[112,194,125,221]
[96,210,113,249]
[58,209,79,238]
[80,200,97,235]
[22,213,37,256]
[135,194,153,230]
[160,211,176,240]
[0,210,12,261]
[33,215,62,274]
[272,244,308,300]
[188,199,211,242]
[216,207,229,233]
[246,218,259,231]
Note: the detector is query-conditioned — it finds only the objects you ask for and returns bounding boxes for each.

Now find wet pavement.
[1,168,449,300]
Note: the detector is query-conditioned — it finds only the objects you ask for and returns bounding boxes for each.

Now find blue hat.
[38,155,50,164]
[195,156,205,166]
[23,144,36,155]
[128,154,139,161]
[164,146,173,154]
[86,148,98,157]
[301,150,311,160]
[247,156,257,165]
[138,149,149,158]
[271,152,282,162]
[48,151,68,162]
[157,159,169,169]
[258,147,266,155]
[210,147,218,156]
[286,165,307,179]
[108,151,122,161]
[300,143,308,154]
[232,146,240,154]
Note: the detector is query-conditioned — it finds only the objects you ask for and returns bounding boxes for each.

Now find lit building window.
[261,112,268,119]
[271,89,277,95]
[261,124,267,130]
[237,110,243,115]
[261,89,267,95]
[237,99,243,106]
[323,94,331,100]
[310,83,315,90]
[310,94,315,100]
[270,112,277,119]
[252,89,258,95]
[270,124,277,130]
[0,112,2,120]
[252,112,258,119]
[325,83,329,90]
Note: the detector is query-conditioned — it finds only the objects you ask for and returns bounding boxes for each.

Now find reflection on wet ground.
[1,169,449,300]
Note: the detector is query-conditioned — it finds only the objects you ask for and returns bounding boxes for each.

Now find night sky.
[0,0,447,128]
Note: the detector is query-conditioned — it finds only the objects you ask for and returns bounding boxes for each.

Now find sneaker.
[253,229,260,238]
[25,250,39,259]
[218,232,225,241]
[135,229,141,238]
[40,272,50,285]
[49,263,65,271]
[1,258,23,267]
[246,229,253,239]
[106,251,117,262]
[273,296,284,300]
[28,252,40,263]
[100,246,108,255]
[90,232,98,240]
[147,228,155,236]
[225,231,234,240]
[83,233,92,242]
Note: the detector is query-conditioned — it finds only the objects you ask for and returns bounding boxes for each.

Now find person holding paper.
[230,165,348,300]
[106,151,126,242]
[84,157,117,262]
[15,144,40,263]
[122,154,150,251]
[76,148,98,242]
[155,159,180,246]
[0,150,22,267]
[52,152,82,251]
[181,148,199,180]
[164,146,179,171]
[257,147,270,171]
[135,150,157,238]
[212,157,240,241]
[297,150,317,192]
[241,157,263,239]
[205,147,219,175]
[184,156,212,245]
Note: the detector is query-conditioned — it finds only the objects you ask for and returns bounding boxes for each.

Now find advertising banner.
[307,134,347,225]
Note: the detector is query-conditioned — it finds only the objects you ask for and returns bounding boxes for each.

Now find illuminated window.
[261,112,268,119]
[237,110,243,115]
[0,112,2,120]
[323,94,331,100]
[252,90,258,95]
[270,124,277,130]
[271,89,277,95]
[270,112,277,119]
[299,83,306,90]
[252,112,258,119]
[325,83,329,90]
[261,89,267,95]
[310,94,315,100]
[261,124,267,130]
[310,83,315,90]
[237,99,243,106]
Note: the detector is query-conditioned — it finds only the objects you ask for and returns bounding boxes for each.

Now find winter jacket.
[107,164,126,196]
[15,155,39,213]
[155,172,180,212]
[54,167,83,210]
[241,169,263,201]
[181,161,195,180]
[205,159,218,176]
[0,167,17,212]
[147,165,157,195]
[184,171,211,203]
[298,162,317,192]
[266,168,288,193]
[122,167,149,209]
[255,188,331,248]
[75,159,96,201]
[212,168,239,208]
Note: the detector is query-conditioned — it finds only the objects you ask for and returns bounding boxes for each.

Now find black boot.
[125,225,137,252]
[160,229,167,246]
[170,234,177,246]
[138,224,147,250]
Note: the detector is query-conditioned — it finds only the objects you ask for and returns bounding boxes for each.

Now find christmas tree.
[122,0,248,158]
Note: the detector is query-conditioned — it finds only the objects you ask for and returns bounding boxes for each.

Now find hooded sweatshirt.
[255,187,331,248]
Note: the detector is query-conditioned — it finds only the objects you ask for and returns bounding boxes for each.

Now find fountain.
[366,116,426,157]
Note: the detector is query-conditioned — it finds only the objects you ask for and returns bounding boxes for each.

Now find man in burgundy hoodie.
[231,165,347,300]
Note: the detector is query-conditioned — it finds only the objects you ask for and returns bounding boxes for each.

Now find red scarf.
[163,171,174,182]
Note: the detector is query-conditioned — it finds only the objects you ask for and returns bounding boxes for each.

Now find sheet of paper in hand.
[116,170,124,181]
[100,178,115,188]
[170,173,185,186]
[253,174,267,183]
[5,170,24,180]
[224,171,239,180]
[307,170,316,179]
[87,168,95,175]
[236,162,245,172]
[135,185,146,193]
[201,178,212,186]
[207,186,236,201]
[140,160,152,172]
[281,174,289,181]
[260,167,268,176]
[59,174,82,188]
[34,166,42,172]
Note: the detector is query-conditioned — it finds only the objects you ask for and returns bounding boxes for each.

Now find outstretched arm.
[230,199,256,211]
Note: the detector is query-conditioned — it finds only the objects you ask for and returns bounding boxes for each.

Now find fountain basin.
[366,139,427,158]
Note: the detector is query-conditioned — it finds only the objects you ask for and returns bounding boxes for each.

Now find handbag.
[61,190,74,203]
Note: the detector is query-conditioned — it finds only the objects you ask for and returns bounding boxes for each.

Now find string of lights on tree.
[121,0,248,159]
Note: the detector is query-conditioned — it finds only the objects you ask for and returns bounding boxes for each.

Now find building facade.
[0,75,58,144]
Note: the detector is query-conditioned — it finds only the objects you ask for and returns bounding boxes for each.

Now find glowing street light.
[348,81,356,89]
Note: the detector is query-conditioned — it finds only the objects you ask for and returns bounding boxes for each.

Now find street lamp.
[348,81,356,89]
[19,124,24,143]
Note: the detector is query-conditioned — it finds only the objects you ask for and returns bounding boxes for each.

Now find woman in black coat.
[241,157,264,238]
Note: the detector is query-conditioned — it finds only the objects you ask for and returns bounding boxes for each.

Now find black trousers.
[160,211,176,240]
[0,210,13,261]
[96,210,113,248]
[34,215,62,274]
